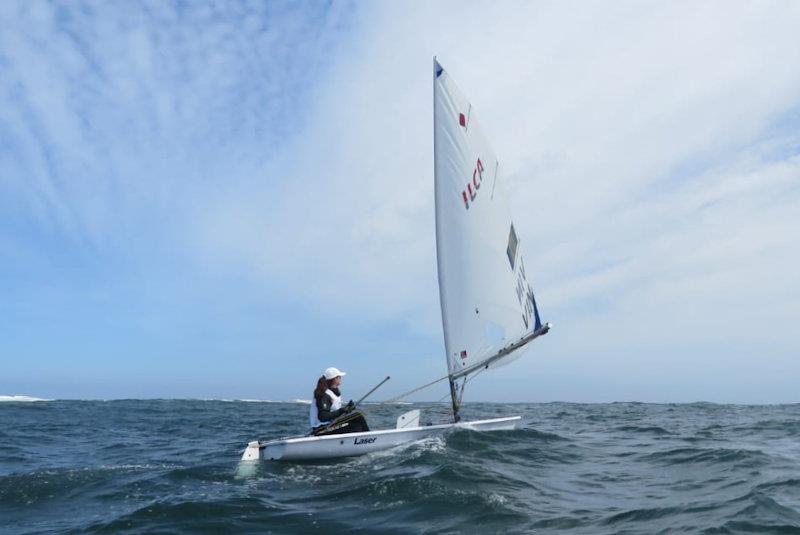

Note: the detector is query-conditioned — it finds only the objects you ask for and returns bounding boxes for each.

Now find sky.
[1,1,799,403]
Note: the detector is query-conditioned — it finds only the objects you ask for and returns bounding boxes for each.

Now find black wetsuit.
[313,388,370,436]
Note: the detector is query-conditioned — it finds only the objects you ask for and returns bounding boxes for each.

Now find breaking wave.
[0,395,51,402]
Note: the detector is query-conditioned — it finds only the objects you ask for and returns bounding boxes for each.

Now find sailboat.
[241,59,551,462]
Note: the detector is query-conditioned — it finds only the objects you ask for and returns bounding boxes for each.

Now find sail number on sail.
[518,259,536,330]
[509,225,537,330]
[461,157,484,210]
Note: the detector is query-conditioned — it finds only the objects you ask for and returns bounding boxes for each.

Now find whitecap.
[0,395,51,402]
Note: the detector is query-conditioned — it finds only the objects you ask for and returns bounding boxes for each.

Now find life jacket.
[309,388,342,429]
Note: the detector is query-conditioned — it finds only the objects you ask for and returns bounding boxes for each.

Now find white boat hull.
[241,415,521,461]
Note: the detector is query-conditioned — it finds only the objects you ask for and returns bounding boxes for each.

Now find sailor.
[310,367,370,436]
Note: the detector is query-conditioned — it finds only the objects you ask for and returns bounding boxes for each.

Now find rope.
[463,366,487,386]
[379,365,488,406]
[380,373,451,404]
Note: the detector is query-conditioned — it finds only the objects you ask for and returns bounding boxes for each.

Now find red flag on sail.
[459,113,466,127]
[460,350,468,359]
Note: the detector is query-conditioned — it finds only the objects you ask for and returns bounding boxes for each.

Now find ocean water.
[1,400,799,534]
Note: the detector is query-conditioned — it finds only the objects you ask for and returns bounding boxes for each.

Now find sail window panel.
[506,224,518,270]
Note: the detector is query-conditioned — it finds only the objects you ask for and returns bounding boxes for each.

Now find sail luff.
[434,58,461,422]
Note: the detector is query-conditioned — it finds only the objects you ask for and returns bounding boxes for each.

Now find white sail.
[434,59,545,380]
[238,59,546,460]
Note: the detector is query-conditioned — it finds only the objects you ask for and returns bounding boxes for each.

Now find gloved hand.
[344,400,355,413]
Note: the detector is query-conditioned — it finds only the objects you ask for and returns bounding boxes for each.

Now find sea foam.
[0,395,51,402]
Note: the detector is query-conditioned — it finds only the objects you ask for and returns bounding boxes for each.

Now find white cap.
[323,367,346,380]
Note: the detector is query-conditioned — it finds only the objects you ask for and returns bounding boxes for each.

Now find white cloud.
[197,1,800,316]
[192,2,800,401]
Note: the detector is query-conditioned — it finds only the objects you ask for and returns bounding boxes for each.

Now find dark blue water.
[1,400,799,534]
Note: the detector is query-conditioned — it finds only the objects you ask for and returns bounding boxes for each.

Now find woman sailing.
[310,367,370,436]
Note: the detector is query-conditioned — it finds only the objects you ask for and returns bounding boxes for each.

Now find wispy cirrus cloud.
[0,1,354,246]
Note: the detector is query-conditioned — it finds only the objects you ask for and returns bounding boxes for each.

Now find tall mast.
[434,58,550,423]
[449,379,461,423]
[434,57,460,424]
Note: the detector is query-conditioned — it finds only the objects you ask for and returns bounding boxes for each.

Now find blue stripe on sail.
[434,58,444,78]
[531,290,542,331]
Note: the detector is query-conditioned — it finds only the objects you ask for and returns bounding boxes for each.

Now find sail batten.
[433,59,548,394]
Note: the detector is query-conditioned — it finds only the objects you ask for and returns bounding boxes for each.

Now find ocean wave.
[83,499,279,533]
[613,424,673,435]
[644,446,773,467]
[729,419,800,435]
[721,492,800,531]
[374,435,447,461]
[208,399,312,404]
[0,464,177,507]
[753,477,800,493]
[4,401,800,533]
[0,395,51,402]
